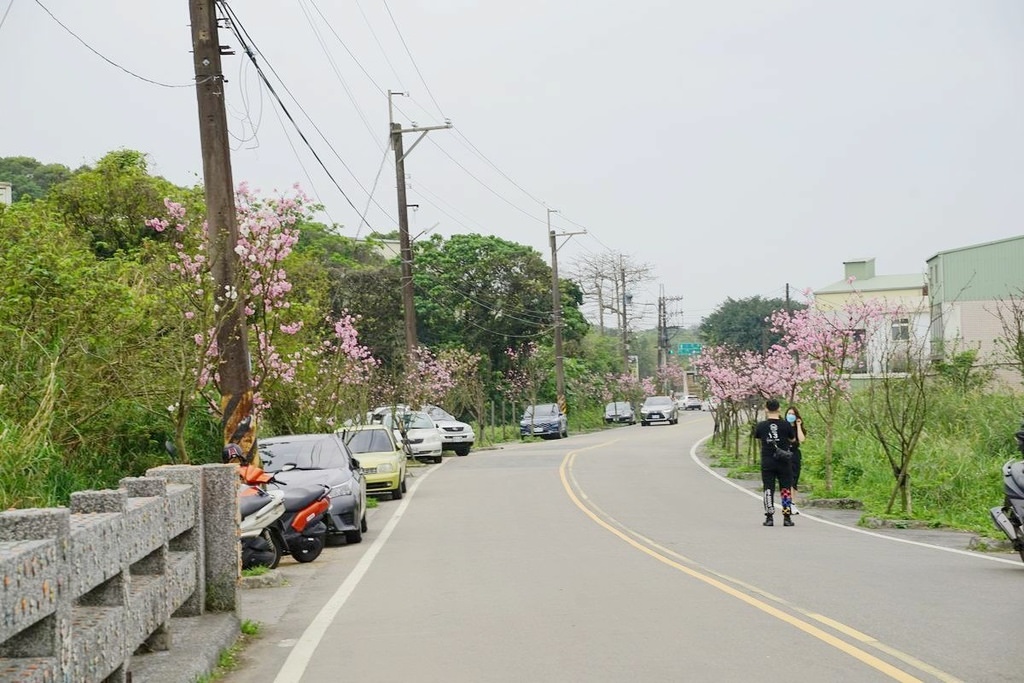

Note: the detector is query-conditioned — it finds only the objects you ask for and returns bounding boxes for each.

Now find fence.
[0,463,240,683]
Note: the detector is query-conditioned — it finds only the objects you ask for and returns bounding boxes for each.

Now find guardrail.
[0,463,240,683]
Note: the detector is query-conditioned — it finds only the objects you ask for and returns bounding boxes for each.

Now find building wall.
[928,235,1024,303]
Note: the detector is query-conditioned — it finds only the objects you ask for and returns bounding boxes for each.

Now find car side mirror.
[350,457,361,470]
[280,463,296,472]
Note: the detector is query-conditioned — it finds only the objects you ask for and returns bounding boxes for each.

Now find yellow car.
[341,424,409,500]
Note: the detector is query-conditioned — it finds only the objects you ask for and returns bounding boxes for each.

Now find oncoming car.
[604,401,636,425]
[640,396,678,426]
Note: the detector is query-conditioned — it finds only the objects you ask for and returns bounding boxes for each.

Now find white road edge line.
[688,434,1020,566]
[272,460,447,683]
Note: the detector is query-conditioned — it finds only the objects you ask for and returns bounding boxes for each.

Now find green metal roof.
[815,273,925,295]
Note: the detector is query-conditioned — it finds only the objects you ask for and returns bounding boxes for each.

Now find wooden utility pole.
[388,91,451,356]
[546,211,583,414]
[189,0,255,458]
[391,120,417,355]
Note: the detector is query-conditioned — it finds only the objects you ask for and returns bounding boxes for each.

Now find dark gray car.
[257,434,368,545]
[604,401,636,425]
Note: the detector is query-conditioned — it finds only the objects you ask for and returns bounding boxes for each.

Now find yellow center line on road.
[559,445,957,683]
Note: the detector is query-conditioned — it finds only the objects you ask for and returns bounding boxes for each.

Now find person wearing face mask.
[785,405,806,514]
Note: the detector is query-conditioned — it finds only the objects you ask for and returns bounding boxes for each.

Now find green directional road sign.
[678,343,703,356]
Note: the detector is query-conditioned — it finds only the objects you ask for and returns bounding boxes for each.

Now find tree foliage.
[699,296,798,352]
[0,156,73,201]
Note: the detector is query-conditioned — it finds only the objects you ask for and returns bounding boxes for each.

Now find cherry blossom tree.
[146,184,314,461]
[770,295,887,492]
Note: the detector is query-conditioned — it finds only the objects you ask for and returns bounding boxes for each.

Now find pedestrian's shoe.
[763,514,774,527]
[791,503,800,515]
[783,514,795,527]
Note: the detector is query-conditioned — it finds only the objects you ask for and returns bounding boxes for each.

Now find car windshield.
[425,406,456,421]
[643,396,674,408]
[345,429,395,454]
[385,412,435,430]
[258,436,350,472]
[523,404,558,419]
[605,402,630,412]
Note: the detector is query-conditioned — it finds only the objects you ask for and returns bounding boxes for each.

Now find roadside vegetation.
[0,152,677,509]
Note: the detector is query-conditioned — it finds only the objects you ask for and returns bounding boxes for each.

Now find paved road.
[223,413,1022,683]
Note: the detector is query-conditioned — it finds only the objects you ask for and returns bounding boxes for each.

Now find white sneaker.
[791,503,800,515]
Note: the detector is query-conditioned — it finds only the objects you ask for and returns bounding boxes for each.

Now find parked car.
[423,404,475,456]
[682,395,703,411]
[604,401,636,424]
[640,396,678,426]
[520,403,568,439]
[257,433,368,545]
[383,410,444,463]
[341,424,408,500]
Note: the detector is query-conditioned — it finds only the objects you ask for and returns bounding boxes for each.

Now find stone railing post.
[200,464,240,612]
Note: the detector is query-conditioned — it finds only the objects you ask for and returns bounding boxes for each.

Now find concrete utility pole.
[389,90,451,356]
[189,0,255,458]
[547,209,584,414]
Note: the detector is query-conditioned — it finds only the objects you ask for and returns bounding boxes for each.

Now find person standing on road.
[785,405,807,514]
[754,399,796,527]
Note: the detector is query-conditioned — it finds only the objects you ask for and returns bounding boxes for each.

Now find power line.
[218,1,385,230]
[0,0,15,33]
[33,0,198,88]
[355,142,392,239]
[380,0,446,119]
[353,0,407,92]
[297,0,383,151]
[219,1,395,230]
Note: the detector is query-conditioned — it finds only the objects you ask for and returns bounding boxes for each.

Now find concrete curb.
[127,613,239,682]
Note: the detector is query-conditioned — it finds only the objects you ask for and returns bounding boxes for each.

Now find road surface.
[223,413,1021,683]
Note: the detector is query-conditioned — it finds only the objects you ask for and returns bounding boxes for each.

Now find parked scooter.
[230,448,336,564]
[238,484,286,569]
[988,423,1024,563]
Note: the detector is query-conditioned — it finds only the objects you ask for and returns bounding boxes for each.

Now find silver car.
[640,396,679,426]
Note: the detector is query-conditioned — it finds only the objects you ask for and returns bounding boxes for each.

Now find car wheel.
[562,427,568,438]
[400,476,408,493]
[434,455,443,464]
[345,527,363,544]
[454,446,470,456]
[392,482,403,500]
[360,513,368,533]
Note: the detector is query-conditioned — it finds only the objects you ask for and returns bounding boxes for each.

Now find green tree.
[0,156,73,201]
[700,296,800,352]
[413,233,579,369]
[49,149,188,258]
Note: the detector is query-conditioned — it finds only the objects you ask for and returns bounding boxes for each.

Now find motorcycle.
[988,423,1024,563]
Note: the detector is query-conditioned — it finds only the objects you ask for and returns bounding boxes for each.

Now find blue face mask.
[786,414,797,423]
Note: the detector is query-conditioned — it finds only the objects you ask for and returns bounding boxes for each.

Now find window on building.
[891,318,910,342]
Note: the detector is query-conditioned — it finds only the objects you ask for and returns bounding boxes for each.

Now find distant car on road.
[604,401,636,425]
[520,403,568,439]
[682,395,703,411]
[640,396,678,426]
[382,411,444,463]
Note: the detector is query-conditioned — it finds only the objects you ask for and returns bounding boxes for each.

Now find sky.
[2,0,1023,330]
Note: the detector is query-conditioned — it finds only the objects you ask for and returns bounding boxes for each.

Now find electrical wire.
[380,0,446,119]
[219,1,395,230]
[297,0,383,151]
[355,142,392,239]
[353,0,407,92]
[32,0,199,88]
[0,0,15,33]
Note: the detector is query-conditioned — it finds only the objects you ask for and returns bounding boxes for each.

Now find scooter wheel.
[261,528,282,569]
[292,535,325,563]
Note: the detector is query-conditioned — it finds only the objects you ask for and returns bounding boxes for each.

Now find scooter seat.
[238,490,276,518]
[278,486,325,512]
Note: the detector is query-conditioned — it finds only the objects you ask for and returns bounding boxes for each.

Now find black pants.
[761,456,793,514]
[791,447,802,490]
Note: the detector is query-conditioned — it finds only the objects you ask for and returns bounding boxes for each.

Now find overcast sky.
[2,0,1022,328]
